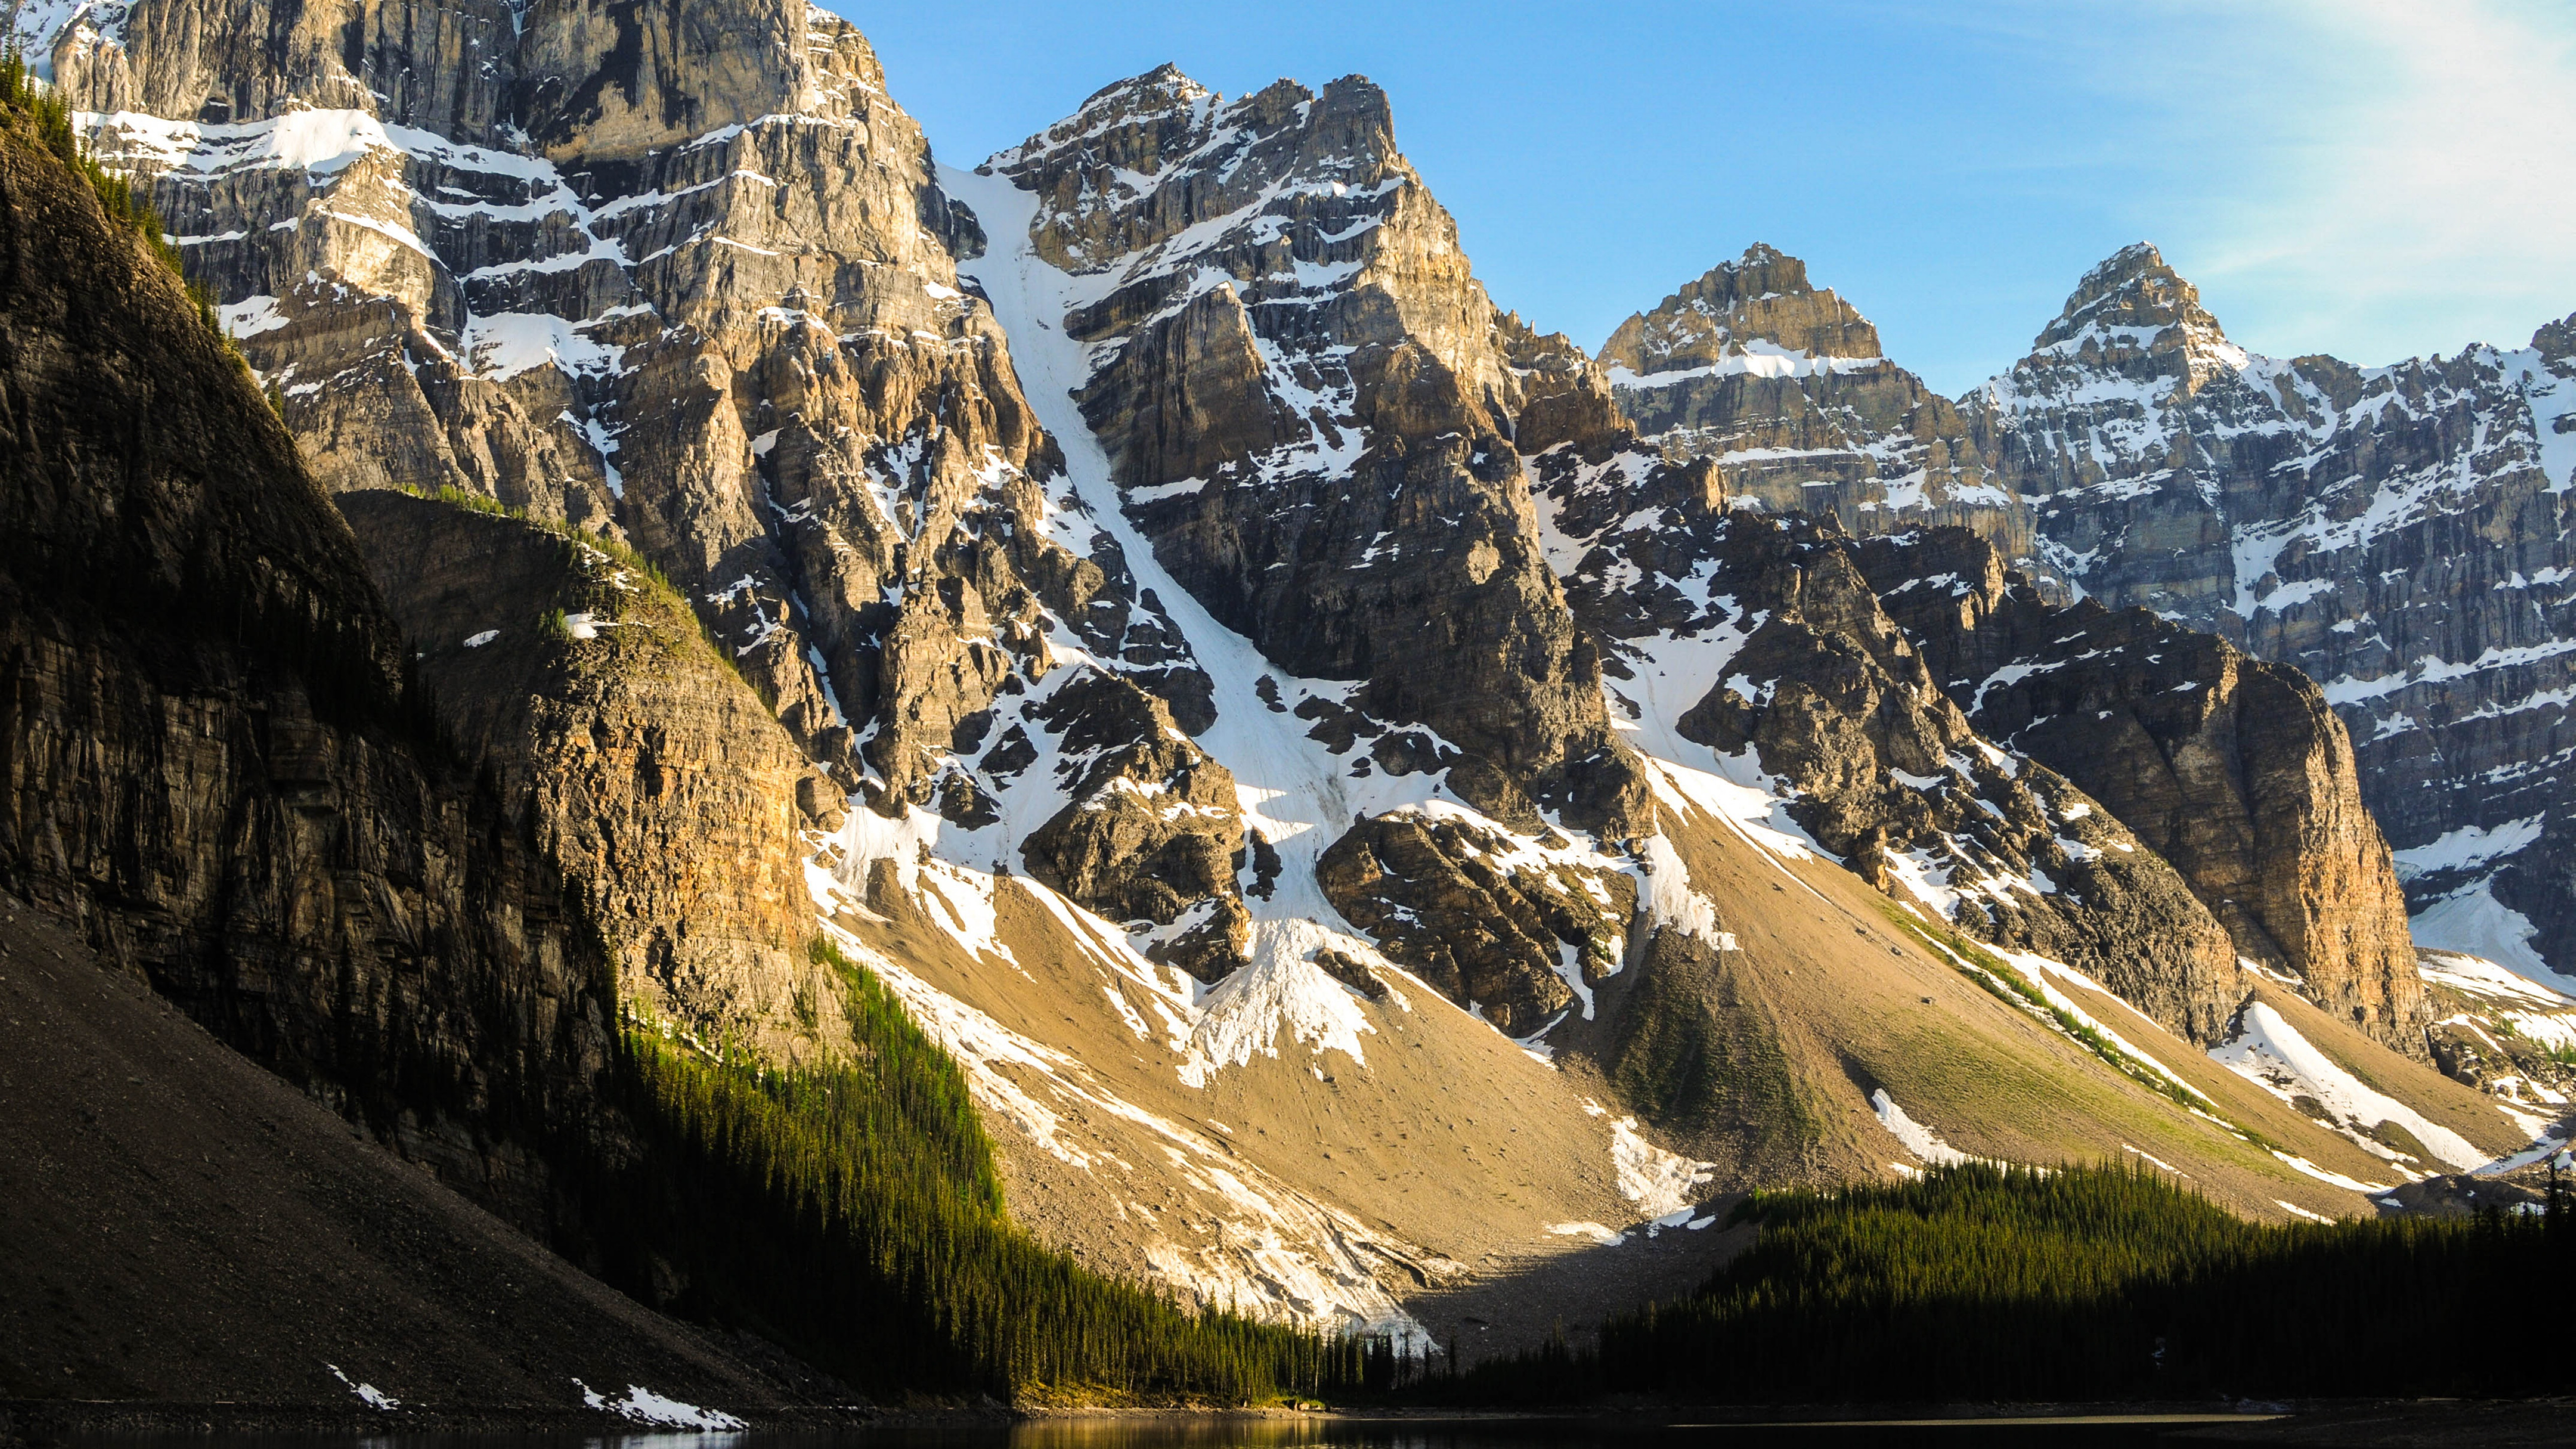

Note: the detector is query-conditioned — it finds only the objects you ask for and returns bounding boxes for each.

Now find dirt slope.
[0,893,816,1415]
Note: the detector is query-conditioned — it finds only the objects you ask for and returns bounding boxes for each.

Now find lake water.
[59,1412,2286,1449]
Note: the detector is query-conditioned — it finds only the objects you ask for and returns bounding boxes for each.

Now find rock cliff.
[1961,245,2576,981]
[978,66,1648,840]
[1853,527,2430,1056]
[0,112,610,1227]
[31,0,1258,973]
[36,0,1073,804]
[21,0,2554,1337]
[341,489,844,1063]
[1607,238,2576,1050]
[1602,245,2026,557]
[1528,439,2243,1043]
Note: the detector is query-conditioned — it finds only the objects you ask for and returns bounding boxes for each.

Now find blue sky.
[836,1,2576,395]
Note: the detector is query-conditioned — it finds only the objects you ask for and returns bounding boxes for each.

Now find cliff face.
[38,0,1075,805]
[978,66,1647,839]
[1530,439,2243,1044]
[21,0,2552,1335]
[34,0,1264,973]
[1601,245,2027,559]
[1961,245,2576,980]
[341,490,845,1063]
[1855,528,2430,1057]
[0,117,611,1226]
[1602,238,2576,1053]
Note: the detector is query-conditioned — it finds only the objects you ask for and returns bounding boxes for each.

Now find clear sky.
[835,0,2576,396]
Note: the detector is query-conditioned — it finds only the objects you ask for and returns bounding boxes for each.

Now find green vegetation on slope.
[2,51,221,332]
[1439,1162,2574,1403]
[580,940,1361,1403]
[399,484,773,701]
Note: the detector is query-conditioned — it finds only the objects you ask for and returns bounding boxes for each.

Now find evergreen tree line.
[1,50,222,331]
[1420,1162,2576,1405]
[567,940,1364,1402]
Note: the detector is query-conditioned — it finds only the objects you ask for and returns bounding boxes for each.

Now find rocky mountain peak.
[2534,310,2576,369]
[1007,62,1217,175]
[1600,243,1883,378]
[2024,239,2247,393]
[990,66,1408,284]
[1595,248,2020,557]
[967,62,1649,837]
[1080,61,1211,110]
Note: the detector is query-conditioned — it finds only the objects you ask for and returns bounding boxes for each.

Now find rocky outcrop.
[1018,670,1250,979]
[1530,428,2243,1042]
[1602,245,2025,557]
[1316,812,1635,1034]
[0,116,610,1227]
[1855,527,2430,1056]
[981,66,1648,837]
[1675,518,2242,1043]
[38,0,1259,984]
[2416,946,2576,1106]
[1600,237,2571,1032]
[1961,244,2576,978]
[38,0,1172,831]
[340,490,846,1063]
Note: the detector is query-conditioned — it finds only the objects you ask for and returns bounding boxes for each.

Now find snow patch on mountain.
[1871,1090,1970,1169]
[2413,878,2569,992]
[2210,1002,2485,1172]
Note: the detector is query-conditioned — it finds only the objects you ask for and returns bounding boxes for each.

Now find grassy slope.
[1557,789,2531,1219]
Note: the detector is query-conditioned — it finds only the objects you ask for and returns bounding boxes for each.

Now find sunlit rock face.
[981,64,1650,839]
[1613,234,2576,984]
[1964,244,2576,980]
[1602,244,2029,561]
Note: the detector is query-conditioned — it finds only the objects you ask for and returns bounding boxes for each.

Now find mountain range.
[7,0,2576,1410]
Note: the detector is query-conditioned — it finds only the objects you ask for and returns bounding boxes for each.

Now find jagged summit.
[2534,309,2576,365]
[1597,245,2017,551]
[991,65,1397,191]
[1967,243,2576,993]
[1024,62,1218,160]
[1078,61,1208,109]
[2023,239,2248,387]
[1600,243,1883,377]
[25,0,2571,1365]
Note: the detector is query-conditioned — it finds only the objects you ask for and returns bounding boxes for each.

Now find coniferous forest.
[1421,1163,2576,1405]
[571,941,1363,1403]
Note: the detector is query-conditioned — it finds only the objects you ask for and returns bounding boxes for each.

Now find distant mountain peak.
[1077,62,1211,112]
[2534,310,2576,369]
[2078,239,2169,287]
[1601,246,1882,376]
[2022,241,2247,392]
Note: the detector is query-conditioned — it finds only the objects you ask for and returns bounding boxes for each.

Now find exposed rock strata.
[1855,527,2430,1056]
[1531,434,2244,1042]
[1018,669,1250,979]
[0,121,609,1227]
[1959,245,2576,977]
[39,0,1153,825]
[1317,812,1635,1034]
[341,490,845,1063]
[1602,245,2025,556]
[1609,240,2576,982]
[983,66,1649,837]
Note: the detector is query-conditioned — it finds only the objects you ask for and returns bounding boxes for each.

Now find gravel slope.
[0,891,826,1417]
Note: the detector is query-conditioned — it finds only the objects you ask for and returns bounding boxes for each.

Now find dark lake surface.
[59,1413,2286,1449]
